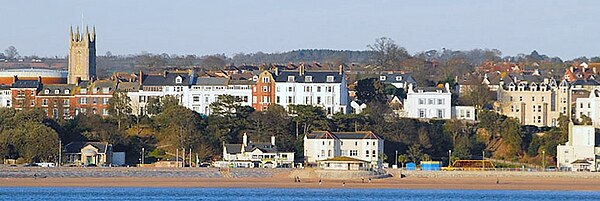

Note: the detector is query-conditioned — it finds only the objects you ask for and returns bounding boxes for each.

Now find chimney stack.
[243,132,248,147]
[271,135,276,146]
[338,64,343,75]
[12,75,18,84]
[37,76,42,83]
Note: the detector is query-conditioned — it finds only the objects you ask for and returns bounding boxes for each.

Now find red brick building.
[252,71,276,111]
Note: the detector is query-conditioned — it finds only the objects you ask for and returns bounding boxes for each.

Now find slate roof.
[224,144,242,154]
[38,84,75,96]
[64,142,111,154]
[379,73,417,85]
[141,72,192,86]
[116,82,140,92]
[306,131,382,140]
[11,80,41,88]
[275,70,343,83]
[571,79,600,86]
[224,142,279,154]
[193,77,228,86]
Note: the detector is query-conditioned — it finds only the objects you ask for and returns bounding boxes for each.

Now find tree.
[407,144,422,163]
[288,105,329,137]
[108,92,132,129]
[368,37,408,69]
[201,55,226,70]
[398,154,408,169]
[355,78,386,104]
[146,96,179,116]
[579,115,592,125]
[4,46,19,60]
[155,105,206,154]
[464,83,492,109]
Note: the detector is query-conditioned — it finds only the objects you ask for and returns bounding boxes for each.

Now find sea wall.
[386,169,600,179]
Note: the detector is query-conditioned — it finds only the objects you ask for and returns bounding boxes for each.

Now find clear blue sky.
[1,0,598,59]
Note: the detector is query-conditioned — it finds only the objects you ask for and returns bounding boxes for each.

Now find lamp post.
[141,147,145,165]
[448,150,452,167]
[542,150,545,171]
[482,151,485,171]
[58,140,61,167]
[395,150,398,168]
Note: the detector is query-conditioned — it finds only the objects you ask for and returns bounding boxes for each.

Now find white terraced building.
[185,78,253,115]
[303,131,384,170]
[575,89,600,128]
[273,65,349,115]
[403,83,452,119]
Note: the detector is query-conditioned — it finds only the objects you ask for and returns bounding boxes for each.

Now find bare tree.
[201,55,226,70]
[4,46,19,60]
[368,37,408,70]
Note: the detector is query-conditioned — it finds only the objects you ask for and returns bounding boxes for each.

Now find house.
[63,142,113,166]
[350,100,367,114]
[274,64,349,115]
[378,72,416,89]
[0,85,11,108]
[452,106,476,121]
[575,89,600,128]
[220,133,294,168]
[496,75,570,127]
[556,123,599,171]
[403,83,452,119]
[304,131,384,170]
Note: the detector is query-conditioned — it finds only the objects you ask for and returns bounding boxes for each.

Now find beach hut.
[421,161,441,171]
[405,162,416,170]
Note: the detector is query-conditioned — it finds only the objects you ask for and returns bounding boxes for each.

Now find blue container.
[420,161,441,171]
[405,162,416,170]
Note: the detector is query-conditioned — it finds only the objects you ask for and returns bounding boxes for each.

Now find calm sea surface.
[0,187,598,200]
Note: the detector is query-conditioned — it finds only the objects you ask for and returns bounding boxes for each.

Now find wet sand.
[2,174,600,191]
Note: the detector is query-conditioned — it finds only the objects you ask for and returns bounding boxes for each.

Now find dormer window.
[396,76,403,81]
[44,89,49,94]
[288,76,295,82]
[379,76,386,81]
[326,76,334,82]
[262,77,270,83]
[103,87,110,94]
[305,76,313,82]
[54,90,60,94]
[64,89,70,94]
[80,88,87,94]
[175,76,183,84]
[93,88,98,94]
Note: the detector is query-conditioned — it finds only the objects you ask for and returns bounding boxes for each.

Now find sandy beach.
[1,167,600,190]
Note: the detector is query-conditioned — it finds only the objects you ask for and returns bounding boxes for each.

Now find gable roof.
[275,70,343,83]
[63,142,111,154]
[142,72,191,86]
[306,131,382,140]
[11,80,41,88]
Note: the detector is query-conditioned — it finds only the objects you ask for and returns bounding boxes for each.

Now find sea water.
[0,187,598,201]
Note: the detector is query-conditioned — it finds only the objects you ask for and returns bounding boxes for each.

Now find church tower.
[68,26,96,84]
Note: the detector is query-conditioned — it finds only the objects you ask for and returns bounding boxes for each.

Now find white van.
[35,163,56,167]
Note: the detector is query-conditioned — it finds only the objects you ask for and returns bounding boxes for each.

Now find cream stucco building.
[304,131,384,170]
[496,76,570,127]
[63,142,112,166]
[556,123,600,171]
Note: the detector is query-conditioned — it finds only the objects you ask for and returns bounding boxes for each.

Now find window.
[262,77,270,83]
[92,98,98,104]
[437,99,444,105]
[80,88,87,94]
[519,96,523,101]
[276,96,280,104]
[428,99,434,105]
[63,109,69,117]
[304,86,311,92]
[44,89,49,94]
[437,109,443,118]
[42,99,48,106]
[193,96,200,102]
[288,87,294,92]
[253,96,257,103]
[102,98,109,104]
[326,86,333,92]
[466,111,471,118]
[533,105,536,112]
[395,76,402,81]
[541,97,545,102]
[305,76,312,82]
[63,99,69,106]
[588,103,591,108]
[175,76,182,84]
[262,86,269,92]
[287,76,295,82]
[511,105,514,112]
[537,105,542,112]
[328,150,331,157]
[350,150,358,156]
[288,96,293,104]
[316,96,322,104]
[79,97,87,104]
[532,96,535,102]
[65,89,70,94]
[509,96,513,101]
[316,86,321,92]
[418,99,425,105]
[103,87,110,94]
[326,76,334,82]
[379,76,386,81]
[276,87,280,92]
[366,150,370,156]
[418,109,426,118]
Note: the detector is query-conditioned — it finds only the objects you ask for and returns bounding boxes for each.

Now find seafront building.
[403,83,452,119]
[219,133,295,168]
[575,89,600,128]
[556,123,600,171]
[63,141,113,166]
[303,131,384,170]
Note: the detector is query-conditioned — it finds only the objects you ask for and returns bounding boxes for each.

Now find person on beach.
[361,177,364,183]
[342,181,345,187]
[319,179,322,185]
[369,178,372,183]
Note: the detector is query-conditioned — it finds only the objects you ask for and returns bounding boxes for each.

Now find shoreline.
[2,176,600,191]
[1,168,600,191]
